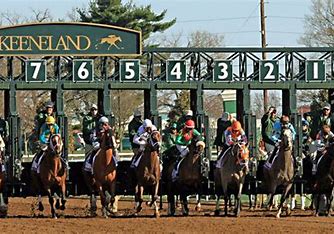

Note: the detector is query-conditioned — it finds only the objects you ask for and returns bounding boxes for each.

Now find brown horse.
[39,134,67,218]
[92,128,117,217]
[95,35,122,50]
[165,140,205,216]
[0,137,7,217]
[214,143,249,217]
[312,142,334,216]
[134,130,161,217]
[263,127,294,218]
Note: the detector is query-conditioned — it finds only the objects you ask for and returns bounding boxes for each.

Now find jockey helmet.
[46,116,55,125]
[185,119,195,129]
[45,100,54,108]
[302,118,309,126]
[170,122,178,129]
[231,120,242,131]
[99,116,109,124]
[143,119,153,128]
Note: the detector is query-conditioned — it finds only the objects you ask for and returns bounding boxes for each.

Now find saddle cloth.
[215,148,231,169]
[83,151,118,174]
[171,157,186,181]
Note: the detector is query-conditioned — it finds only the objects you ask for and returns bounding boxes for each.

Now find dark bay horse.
[39,134,67,218]
[0,139,7,217]
[263,127,294,218]
[91,128,117,217]
[312,143,334,216]
[214,143,249,217]
[134,130,161,217]
[165,140,205,216]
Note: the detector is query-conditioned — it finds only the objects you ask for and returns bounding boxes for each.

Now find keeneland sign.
[0,22,141,56]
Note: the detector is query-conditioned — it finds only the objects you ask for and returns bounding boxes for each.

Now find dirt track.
[0,197,333,233]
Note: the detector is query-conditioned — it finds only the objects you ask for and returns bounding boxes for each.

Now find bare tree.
[300,0,334,46]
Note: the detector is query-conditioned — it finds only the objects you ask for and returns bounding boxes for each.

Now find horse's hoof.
[276,214,280,219]
[195,206,201,212]
[136,206,142,213]
[60,205,66,211]
[155,212,160,218]
[38,203,44,212]
[182,211,189,216]
[214,210,220,216]
[55,200,60,209]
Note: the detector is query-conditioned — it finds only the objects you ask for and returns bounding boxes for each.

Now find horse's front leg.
[59,177,67,211]
[215,194,221,216]
[46,188,56,218]
[234,182,244,217]
[276,183,293,218]
[180,191,189,216]
[223,193,229,216]
[135,185,144,214]
[152,181,160,218]
[195,194,201,212]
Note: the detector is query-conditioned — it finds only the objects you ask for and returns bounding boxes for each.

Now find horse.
[134,130,161,217]
[214,143,249,217]
[91,128,117,217]
[0,137,7,217]
[39,134,67,218]
[95,35,122,50]
[164,140,205,216]
[263,127,294,218]
[311,142,334,216]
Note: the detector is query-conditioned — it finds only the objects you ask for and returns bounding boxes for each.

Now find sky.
[1,0,312,47]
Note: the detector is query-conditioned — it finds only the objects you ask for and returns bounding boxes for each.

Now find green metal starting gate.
[1,22,334,194]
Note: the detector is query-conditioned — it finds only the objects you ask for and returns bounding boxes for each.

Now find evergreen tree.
[78,0,176,42]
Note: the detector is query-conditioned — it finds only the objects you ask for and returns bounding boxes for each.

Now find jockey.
[130,119,157,168]
[0,135,5,173]
[83,116,119,173]
[312,124,334,175]
[302,118,312,154]
[175,119,204,158]
[216,120,248,168]
[162,122,178,156]
[224,120,247,147]
[267,115,296,164]
[31,116,60,172]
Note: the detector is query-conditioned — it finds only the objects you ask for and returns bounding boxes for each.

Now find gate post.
[5,82,21,195]
[98,83,114,124]
[237,85,251,138]
[52,84,68,163]
[144,84,158,126]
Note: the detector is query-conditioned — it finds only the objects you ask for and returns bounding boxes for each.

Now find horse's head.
[280,127,293,151]
[147,130,161,152]
[231,143,249,172]
[100,127,114,150]
[49,134,63,156]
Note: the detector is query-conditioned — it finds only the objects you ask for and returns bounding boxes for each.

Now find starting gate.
[1,22,334,196]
